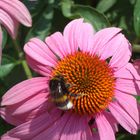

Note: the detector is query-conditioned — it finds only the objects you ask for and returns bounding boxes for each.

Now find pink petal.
[73,22,95,52]
[90,133,100,140]
[81,127,95,140]
[126,63,140,80]
[63,18,92,54]
[1,100,55,126]
[79,129,101,140]
[109,35,131,71]
[82,122,100,140]
[24,38,58,68]
[114,63,140,80]
[109,102,138,134]
[95,113,115,140]
[0,108,23,126]
[46,19,95,57]
[115,78,140,95]
[133,59,140,75]
[103,111,118,133]
[12,92,48,115]
[138,105,140,128]
[1,77,49,106]
[45,32,69,59]
[1,136,19,140]
[32,112,72,140]
[92,27,131,70]
[0,26,2,63]
[0,0,32,27]
[0,9,18,38]
[115,90,139,124]
[60,115,89,140]
[1,110,62,140]
[91,27,121,55]
[26,55,52,77]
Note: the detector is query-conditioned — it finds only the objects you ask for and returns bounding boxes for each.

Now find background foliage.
[0,0,140,139]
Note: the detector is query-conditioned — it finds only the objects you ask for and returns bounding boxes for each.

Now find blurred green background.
[0,0,140,139]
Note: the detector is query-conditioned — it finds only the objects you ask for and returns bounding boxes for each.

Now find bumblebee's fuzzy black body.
[49,75,73,110]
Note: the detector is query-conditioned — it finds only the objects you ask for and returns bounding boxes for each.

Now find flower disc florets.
[52,51,115,115]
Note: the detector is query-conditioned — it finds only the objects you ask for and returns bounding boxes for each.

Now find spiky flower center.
[52,51,115,115]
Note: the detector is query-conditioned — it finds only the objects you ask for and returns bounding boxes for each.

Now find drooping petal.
[1,77,49,106]
[115,78,140,95]
[0,108,23,126]
[1,110,62,140]
[91,27,121,55]
[0,26,2,63]
[60,115,90,140]
[95,113,115,140]
[109,35,131,70]
[114,63,140,80]
[26,55,52,77]
[63,18,83,54]
[63,18,95,54]
[115,90,139,124]
[126,63,140,80]
[73,21,95,52]
[0,0,32,27]
[103,111,118,133]
[109,102,138,134]
[92,27,131,70]
[91,132,100,140]
[24,38,58,68]
[11,92,48,115]
[32,112,72,140]
[1,99,55,126]
[81,126,95,140]
[1,136,19,140]
[45,32,69,59]
[133,59,140,75]
[0,9,18,38]
[46,19,95,57]
[138,105,140,128]
[82,132,100,140]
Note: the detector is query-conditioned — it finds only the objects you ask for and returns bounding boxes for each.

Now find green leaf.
[134,0,140,37]
[132,44,140,53]
[25,0,55,41]
[129,0,136,5]
[61,0,110,31]
[96,0,117,13]
[1,27,7,49]
[116,133,135,140]
[0,55,16,78]
[61,0,74,17]
[22,0,47,17]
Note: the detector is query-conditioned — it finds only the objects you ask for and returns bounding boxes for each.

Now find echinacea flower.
[1,19,140,140]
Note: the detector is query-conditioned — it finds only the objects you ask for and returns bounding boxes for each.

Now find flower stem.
[13,40,32,79]
[21,60,32,78]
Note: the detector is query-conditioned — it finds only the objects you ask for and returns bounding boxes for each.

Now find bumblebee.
[49,75,73,110]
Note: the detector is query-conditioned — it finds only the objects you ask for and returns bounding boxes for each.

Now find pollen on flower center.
[52,51,115,115]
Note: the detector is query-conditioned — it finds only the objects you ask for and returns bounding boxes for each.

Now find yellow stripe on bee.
[54,95,67,102]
